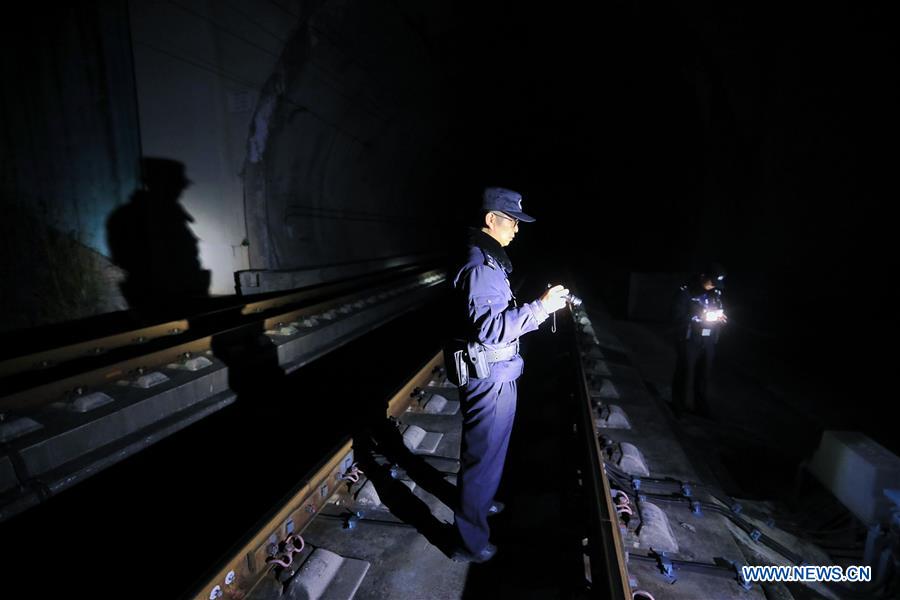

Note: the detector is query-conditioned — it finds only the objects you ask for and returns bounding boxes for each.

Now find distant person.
[671,263,727,417]
[107,158,209,317]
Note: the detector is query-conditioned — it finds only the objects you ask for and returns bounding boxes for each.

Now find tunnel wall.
[0,3,141,332]
[2,1,453,332]
[131,0,451,295]
[127,0,307,296]
[241,1,451,276]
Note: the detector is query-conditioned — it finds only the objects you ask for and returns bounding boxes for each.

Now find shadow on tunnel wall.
[106,157,210,320]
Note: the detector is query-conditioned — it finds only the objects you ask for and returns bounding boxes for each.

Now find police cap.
[482,187,536,222]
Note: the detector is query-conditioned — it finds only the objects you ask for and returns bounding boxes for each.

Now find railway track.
[0,264,446,522]
[2,272,636,598]
[188,305,633,600]
[190,355,448,600]
[0,271,852,599]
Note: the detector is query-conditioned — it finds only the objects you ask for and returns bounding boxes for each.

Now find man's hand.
[540,284,570,314]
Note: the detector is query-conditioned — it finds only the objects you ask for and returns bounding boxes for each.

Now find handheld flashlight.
[703,309,725,323]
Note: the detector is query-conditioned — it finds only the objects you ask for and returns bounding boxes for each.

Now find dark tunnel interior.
[1,1,899,597]
[438,1,900,450]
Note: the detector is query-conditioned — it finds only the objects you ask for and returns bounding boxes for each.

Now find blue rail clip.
[344,511,363,530]
[727,560,753,590]
[651,549,676,581]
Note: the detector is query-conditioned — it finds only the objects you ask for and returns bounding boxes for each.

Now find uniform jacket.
[451,229,549,382]
[672,284,725,343]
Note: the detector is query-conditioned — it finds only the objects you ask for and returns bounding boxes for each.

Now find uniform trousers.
[673,336,716,414]
[454,378,517,552]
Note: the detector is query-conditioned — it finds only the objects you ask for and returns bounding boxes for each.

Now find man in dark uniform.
[447,187,569,562]
[671,264,727,417]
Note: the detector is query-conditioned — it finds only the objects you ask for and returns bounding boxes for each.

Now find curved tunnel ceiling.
[240,0,896,281]
[238,1,704,272]
[243,1,454,271]
[1,0,894,333]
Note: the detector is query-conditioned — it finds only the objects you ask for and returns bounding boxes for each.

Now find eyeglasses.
[492,212,519,226]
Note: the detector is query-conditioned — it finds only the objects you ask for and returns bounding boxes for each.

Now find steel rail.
[1,268,445,413]
[569,306,633,599]
[190,353,445,600]
[0,264,429,380]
